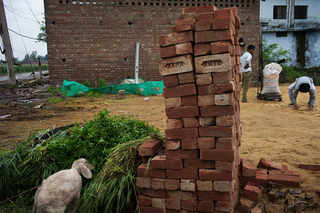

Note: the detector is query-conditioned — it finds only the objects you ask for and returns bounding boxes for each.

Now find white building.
[260,0,320,68]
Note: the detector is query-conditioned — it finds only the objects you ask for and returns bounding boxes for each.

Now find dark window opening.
[294,6,307,19]
[273,5,287,19]
[276,32,288,37]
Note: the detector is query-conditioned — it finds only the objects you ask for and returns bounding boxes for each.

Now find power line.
[23,0,41,25]
[4,5,40,25]
[8,28,38,41]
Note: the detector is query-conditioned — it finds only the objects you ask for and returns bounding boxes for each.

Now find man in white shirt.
[240,45,255,103]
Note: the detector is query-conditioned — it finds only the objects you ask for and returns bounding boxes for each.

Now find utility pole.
[0,0,16,84]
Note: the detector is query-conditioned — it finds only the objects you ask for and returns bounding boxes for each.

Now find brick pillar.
[137,5,242,213]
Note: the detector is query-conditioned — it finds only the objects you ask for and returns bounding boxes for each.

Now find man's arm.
[309,87,316,107]
[288,82,297,105]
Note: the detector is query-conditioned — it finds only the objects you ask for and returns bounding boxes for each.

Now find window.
[273,6,287,19]
[295,6,307,19]
[276,32,288,37]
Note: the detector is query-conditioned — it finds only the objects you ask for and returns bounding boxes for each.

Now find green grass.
[47,97,64,104]
[0,64,48,74]
[0,110,162,213]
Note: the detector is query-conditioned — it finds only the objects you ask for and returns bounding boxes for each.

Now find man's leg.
[242,72,251,102]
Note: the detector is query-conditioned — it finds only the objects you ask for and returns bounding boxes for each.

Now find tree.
[37,19,47,42]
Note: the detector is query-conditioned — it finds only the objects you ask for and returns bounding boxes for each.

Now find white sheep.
[33,158,94,213]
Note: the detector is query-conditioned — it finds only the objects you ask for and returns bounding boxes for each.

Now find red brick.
[160,46,176,58]
[181,138,198,150]
[184,159,213,169]
[195,20,212,31]
[198,200,214,212]
[268,170,301,187]
[244,184,262,202]
[137,164,166,178]
[195,54,232,74]
[257,158,287,171]
[166,199,181,210]
[163,84,196,98]
[175,17,196,32]
[216,201,232,212]
[160,31,193,47]
[200,149,234,162]
[199,117,216,127]
[178,72,195,84]
[196,73,212,85]
[139,207,163,213]
[216,115,234,126]
[166,140,181,150]
[152,198,166,209]
[197,180,213,191]
[165,97,181,109]
[211,41,232,54]
[298,164,320,171]
[181,199,197,211]
[182,118,199,128]
[183,5,216,14]
[216,137,233,149]
[139,138,162,157]
[199,169,232,181]
[166,150,199,160]
[150,155,183,170]
[167,119,183,129]
[181,179,196,191]
[241,159,257,177]
[198,82,234,95]
[194,43,211,56]
[165,128,198,139]
[212,71,233,84]
[197,191,231,201]
[214,180,233,192]
[163,74,179,88]
[176,42,193,55]
[136,177,151,189]
[167,168,198,179]
[151,178,165,190]
[199,126,233,137]
[198,137,215,149]
[214,8,235,22]
[195,30,232,44]
[165,179,180,190]
[160,55,194,76]
[215,93,233,105]
[200,105,235,117]
[212,18,233,30]
[139,195,152,207]
[216,161,234,172]
[166,106,199,119]
[140,189,166,198]
[181,95,198,106]
[198,95,214,107]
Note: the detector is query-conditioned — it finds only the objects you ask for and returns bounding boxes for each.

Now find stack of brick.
[137,5,242,213]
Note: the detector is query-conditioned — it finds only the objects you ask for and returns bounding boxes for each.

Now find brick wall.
[44,0,259,86]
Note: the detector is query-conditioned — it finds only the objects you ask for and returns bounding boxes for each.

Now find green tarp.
[61,80,164,97]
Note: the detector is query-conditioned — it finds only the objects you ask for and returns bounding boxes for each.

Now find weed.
[47,97,64,104]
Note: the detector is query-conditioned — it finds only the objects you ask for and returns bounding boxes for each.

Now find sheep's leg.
[69,192,80,213]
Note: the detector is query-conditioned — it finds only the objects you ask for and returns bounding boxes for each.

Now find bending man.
[288,76,316,110]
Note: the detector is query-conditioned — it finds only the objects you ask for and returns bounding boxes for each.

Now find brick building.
[44,0,260,86]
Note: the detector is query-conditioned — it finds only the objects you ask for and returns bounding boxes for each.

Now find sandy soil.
[0,85,319,190]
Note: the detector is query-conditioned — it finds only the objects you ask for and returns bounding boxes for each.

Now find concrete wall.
[263,32,297,66]
[44,0,260,86]
[306,31,320,68]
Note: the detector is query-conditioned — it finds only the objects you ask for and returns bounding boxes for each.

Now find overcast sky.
[1,0,46,60]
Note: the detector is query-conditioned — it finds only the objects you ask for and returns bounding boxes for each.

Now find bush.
[0,110,161,212]
[0,64,48,74]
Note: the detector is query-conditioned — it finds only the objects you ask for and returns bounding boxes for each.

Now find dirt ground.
[0,84,319,191]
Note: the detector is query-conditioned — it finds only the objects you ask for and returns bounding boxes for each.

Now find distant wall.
[44,0,260,86]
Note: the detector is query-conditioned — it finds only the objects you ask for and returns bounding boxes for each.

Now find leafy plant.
[0,110,161,212]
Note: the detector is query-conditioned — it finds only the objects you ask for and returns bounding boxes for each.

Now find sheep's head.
[72,158,94,179]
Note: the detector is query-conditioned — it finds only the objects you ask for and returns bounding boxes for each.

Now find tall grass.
[0,110,162,212]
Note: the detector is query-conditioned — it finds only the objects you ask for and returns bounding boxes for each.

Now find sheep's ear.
[79,164,92,179]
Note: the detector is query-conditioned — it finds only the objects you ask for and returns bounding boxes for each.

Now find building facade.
[260,0,320,68]
[44,0,260,86]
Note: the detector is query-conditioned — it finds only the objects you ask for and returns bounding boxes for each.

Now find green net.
[61,80,164,97]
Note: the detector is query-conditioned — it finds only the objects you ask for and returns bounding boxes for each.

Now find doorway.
[295,31,306,67]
